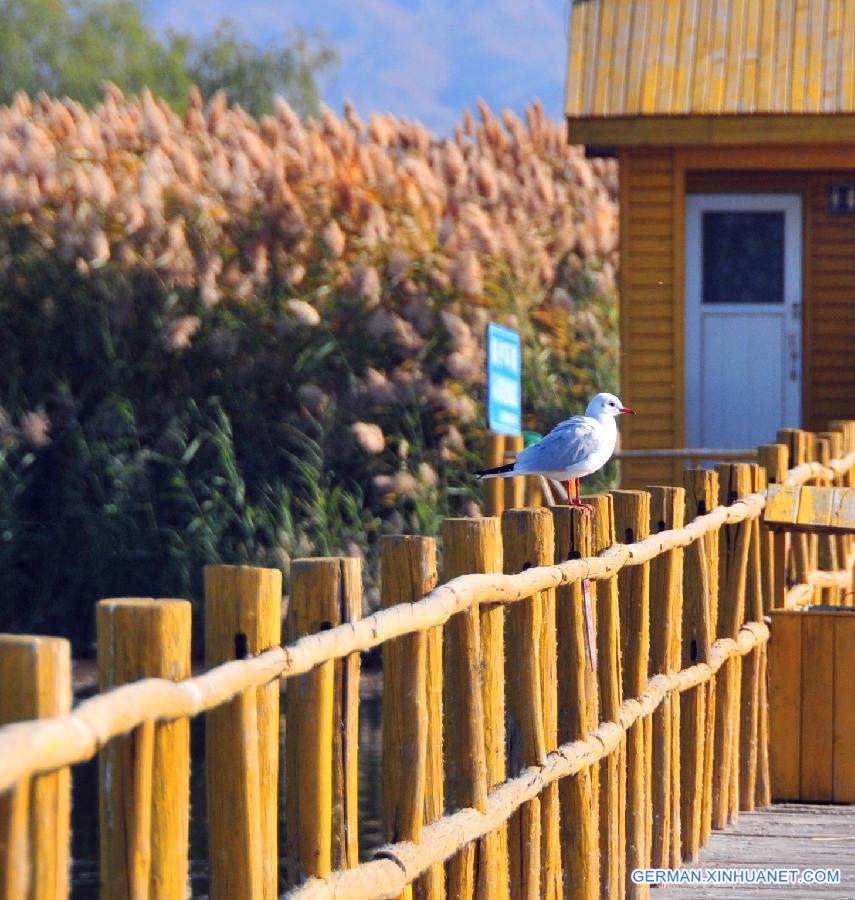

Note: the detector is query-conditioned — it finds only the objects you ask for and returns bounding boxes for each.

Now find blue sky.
[150,0,570,133]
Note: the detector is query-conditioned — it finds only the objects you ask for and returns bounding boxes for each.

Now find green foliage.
[0,0,336,117]
[185,21,338,119]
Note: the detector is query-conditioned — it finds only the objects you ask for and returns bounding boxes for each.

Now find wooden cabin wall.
[619,156,855,490]
[806,175,855,430]
[619,148,683,489]
[684,169,855,432]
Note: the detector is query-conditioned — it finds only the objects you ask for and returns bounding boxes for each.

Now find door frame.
[684,192,803,447]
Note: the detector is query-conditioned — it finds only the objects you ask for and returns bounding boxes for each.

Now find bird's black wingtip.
[474,462,515,479]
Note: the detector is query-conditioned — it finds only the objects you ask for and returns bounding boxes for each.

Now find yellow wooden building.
[565,0,855,486]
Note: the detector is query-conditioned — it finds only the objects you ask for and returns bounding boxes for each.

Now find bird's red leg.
[563,480,572,506]
[575,477,595,514]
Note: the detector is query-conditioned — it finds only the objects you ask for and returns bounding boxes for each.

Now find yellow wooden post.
[828,421,855,585]
[424,555,445,900]
[646,487,684,870]
[503,509,551,900]
[828,420,855,569]
[469,517,510,900]
[681,469,718,859]
[0,635,71,900]
[738,464,764,813]
[524,475,544,508]
[777,429,812,588]
[285,558,361,885]
[757,444,788,612]
[684,469,720,845]
[553,506,599,900]
[713,464,753,826]
[205,565,282,900]
[612,490,651,900]
[483,433,506,518]
[814,436,840,603]
[819,431,847,582]
[441,520,490,897]
[332,560,362,871]
[0,772,30,900]
[97,599,191,900]
[381,536,443,900]
[753,461,774,810]
[586,494,624,900]
[504,434,526,512]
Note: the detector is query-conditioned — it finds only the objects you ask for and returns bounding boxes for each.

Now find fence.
[1,423,854,900]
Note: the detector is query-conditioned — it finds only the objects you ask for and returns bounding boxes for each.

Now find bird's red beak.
[619,406,636,415]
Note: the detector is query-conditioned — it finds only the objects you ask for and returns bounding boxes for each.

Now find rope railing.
[0,452,851,795]
[287,622,769,900]
[0,491,768,792]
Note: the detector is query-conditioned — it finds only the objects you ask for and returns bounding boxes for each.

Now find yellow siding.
[566,0,855,118]
[806,176,855,428]
[619,150,682,489]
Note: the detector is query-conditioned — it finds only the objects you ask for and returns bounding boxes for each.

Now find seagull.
[475,392,635,509]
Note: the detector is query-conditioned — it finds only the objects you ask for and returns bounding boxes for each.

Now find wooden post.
[553,506,599,900]
[586,494,624,900]
[646,487,684,871]
[751,460,772,808]
[820,431,847,581]
[285,558,361,885]
[524,475,544,508]
[331,562,362,871]
[682,469,718,848]
[483,434,506,518]
[713,464,753,826]
[467,518,511,900]
[0,635,72,900]
[205,566,282,900]
[382,538,428,900]
[441,520,490,898]
[503,508,552,900]
[443,518,509,900]
[828,421,855,571]
[504,434,526,512]
[739,465,763,813]
[828,422,855,582]
[97,599,191,900]
[612,490,651,900]
[425,566,445,900]
[777,429,812,588]
[814,437,840,603]
[381,536,443,900]
[757,445,788,612]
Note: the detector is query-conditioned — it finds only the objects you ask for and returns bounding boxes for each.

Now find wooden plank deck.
[655,804,855,898]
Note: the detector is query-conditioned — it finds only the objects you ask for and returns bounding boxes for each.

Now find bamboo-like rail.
[5,456,853,793]
[288,622,769,900]
[0,484,779,791]
[1,434,854,898]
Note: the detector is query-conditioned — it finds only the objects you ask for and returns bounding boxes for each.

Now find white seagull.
[475,392,635,508]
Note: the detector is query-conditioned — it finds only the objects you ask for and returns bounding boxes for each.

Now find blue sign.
[486,322,522,435]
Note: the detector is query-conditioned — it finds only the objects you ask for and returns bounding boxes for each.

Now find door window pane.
[702,211,784,304]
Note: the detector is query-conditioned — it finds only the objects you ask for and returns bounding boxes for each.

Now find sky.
[150,0,570,134]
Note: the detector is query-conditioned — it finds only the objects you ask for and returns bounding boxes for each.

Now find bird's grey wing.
[514,416,599,473]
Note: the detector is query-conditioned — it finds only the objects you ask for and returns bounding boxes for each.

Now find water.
[70,667,385,898]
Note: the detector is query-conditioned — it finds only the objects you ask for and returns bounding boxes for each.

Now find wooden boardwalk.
[656,804,855,898]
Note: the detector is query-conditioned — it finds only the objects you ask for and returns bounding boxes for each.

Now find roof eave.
[566,114,855,147]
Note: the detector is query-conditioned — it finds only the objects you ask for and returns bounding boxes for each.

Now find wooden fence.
[1,423,854,900]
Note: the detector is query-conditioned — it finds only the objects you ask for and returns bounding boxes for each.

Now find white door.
[685,193,802,449]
